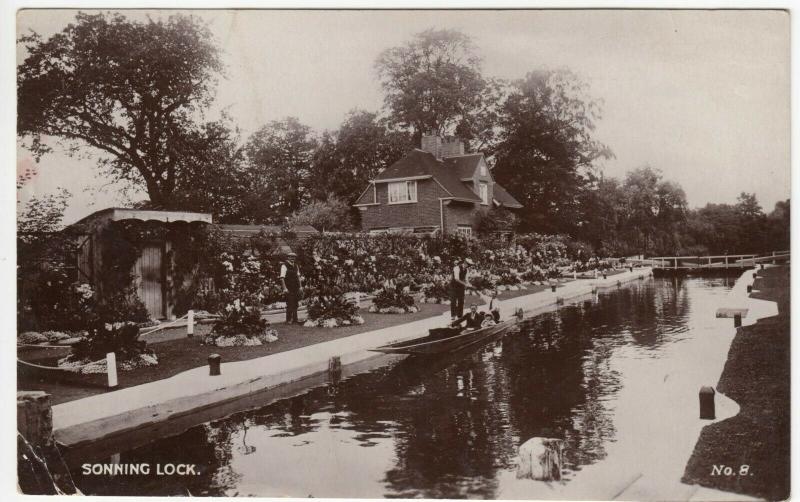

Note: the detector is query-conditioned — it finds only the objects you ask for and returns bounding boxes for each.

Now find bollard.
[699,386,715,419]
[328,355,342,384]
[17,391,53,447]
[208,354,221,376]
[734,313,742,328]
[747,285,753,293]
[551,284,557,293]
[106,352,118,388]
[187,309,194,338]
[517,437,564,481]
[616,280,621,287]
[752,272,757,279]
[760,264,764,270]
[602,273,607,280]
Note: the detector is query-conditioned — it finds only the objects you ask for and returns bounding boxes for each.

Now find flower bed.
[368,281,419,314]
[303,293,365,328]
[58,352,159,374]
[204,298,279,346]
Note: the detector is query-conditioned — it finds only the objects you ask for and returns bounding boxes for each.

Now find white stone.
[516,437,564,481]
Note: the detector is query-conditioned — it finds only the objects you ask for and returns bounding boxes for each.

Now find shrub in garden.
[304,292,364,327]
[468,274,495,292]
[204,298,278,346]
[60,320,157,373]
[369,281,418,314]
[421,277,450,304]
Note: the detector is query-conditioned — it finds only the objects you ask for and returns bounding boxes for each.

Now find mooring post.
[747,285,753,293]
[699,386,715,419]
[208,354,221,376]
[106,352,118,388]
[551,284,557,293]
[753,272,757,279]
[603,272,607,280]
[734,313,742,328]
[556,296,564,305]
[328,355,342,384]
[17,391,53,447]
[187,309,194,337]
[517,437,564,481]
[760,263,764,270]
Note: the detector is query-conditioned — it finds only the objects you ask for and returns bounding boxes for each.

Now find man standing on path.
[449,257,473,320]
[280,252,303,324]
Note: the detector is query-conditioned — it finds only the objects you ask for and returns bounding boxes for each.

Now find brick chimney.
[420,134,442,159]
[440,136,465,158]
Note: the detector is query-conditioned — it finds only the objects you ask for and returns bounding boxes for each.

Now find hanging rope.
[17,356,106,372]
[138,313,189,337]
[16,344,72,350]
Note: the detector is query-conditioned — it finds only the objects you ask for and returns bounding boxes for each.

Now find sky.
[16,9,790,225]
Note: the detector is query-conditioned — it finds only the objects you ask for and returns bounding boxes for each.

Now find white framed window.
[479,182,489,205]
[457,225,473,237]
[387,181,417,204]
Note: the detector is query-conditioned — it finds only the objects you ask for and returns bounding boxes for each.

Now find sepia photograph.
[13,6,791,500]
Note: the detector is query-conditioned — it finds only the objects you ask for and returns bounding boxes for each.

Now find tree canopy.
[493,69,612,234]
[375,29,486,138]
[17,12,223,207]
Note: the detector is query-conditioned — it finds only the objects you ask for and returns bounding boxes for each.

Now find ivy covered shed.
[68,208,213,320]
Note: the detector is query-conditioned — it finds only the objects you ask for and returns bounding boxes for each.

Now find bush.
[370,282,417,313]
[209,298,269,340]
[422,279,450,303]
[469,274,495,291]
[305,293,363,327]
[70,321,147,362]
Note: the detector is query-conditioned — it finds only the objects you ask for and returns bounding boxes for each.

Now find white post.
[573,271,577,280]
[106,352,118,388]
[187,309,194,337]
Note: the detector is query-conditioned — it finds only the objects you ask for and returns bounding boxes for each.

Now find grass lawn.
[681,265,790,500]
[18,280,583,405]
[19,286,544,405]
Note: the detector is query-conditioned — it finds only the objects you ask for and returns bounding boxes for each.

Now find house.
[353,135,522,236]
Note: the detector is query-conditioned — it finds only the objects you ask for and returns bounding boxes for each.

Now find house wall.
[359,179,447,231]
[443,202,488,234]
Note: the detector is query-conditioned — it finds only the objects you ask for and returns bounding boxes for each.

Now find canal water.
[71,276,739,498]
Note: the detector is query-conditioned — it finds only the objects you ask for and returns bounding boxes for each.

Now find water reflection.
[72,277,732,498]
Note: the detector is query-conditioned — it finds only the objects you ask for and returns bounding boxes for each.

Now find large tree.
[309,110,411,202]
[17,12,223,207]
[493,69,612,234]
[375,29,486,139]
[243,117,318,223]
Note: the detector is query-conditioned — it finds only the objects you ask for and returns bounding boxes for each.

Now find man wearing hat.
[280,252,303,324]
[448,257,473,319]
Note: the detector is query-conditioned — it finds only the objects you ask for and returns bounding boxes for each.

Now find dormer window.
[388,181,417,204]
[479,182,488,204]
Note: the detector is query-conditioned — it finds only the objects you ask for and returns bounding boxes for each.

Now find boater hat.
[286,252,297,258]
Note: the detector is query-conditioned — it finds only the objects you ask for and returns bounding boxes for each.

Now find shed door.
[134,243,164,319]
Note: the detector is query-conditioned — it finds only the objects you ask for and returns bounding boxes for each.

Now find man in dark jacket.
[280,252,303,324]
[448,257,473,319]
[451,304,483,330]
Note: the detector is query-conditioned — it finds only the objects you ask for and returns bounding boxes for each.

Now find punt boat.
[370,309,524,356]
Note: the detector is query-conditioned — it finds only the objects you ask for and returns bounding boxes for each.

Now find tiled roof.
[374,149,481,202]
[492,183,523,209]
[443,154,483,179]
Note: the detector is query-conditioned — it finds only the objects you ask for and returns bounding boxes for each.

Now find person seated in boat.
[481,313,497,327]
[450,303,484,330]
